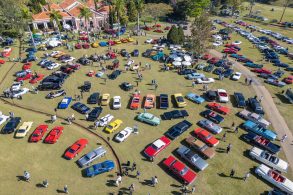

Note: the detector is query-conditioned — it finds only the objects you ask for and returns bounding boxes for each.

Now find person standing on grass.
[281,134,287,142]
[192,81,196,88]
[232,121,235,128]
[155,83,158,91]
[116,175,122,186]
[64,185,69,194]
[23,171,30,182]
[132,162,137,171]
[191,185,196,194]
[43,179,48,188]
[129,183,135,193]
[51,115,57,123]
[222,132,227,142]
[230,169,235,177]
[249,79,253,85]
[136,170,140,180]
[243,172,250,181]
[226,143,232,154]
[234,126,239,134]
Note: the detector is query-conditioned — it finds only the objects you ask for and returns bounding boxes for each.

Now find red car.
[67,63,81,70]
[82,43,90,49]
[75,43,82,49]
[29,73,44,84]
[207,102,230,115]
[283,76,293,84]
[194,128,219,147]
[164,26,171,30]
[16,73,33,82]
[44,126,64,144]
[29,125,48,142]
[154,29,163,33]
[237,57,253,63]
[22,62,32,70]
[144,136,171,160]
[224,43,237,47]
[207,57,220,64]
[163,155,197,184]
[252,68,272,74]
[144,26,152,31]
[202,53,212,60]
[79,36,89,41]
[0,59,5,64]
[130,94,140,110]
[64,138,88,160]
[223,48,238,54]
[108,40,115,46]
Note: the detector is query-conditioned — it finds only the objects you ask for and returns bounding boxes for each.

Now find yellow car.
[127,37,134,42]
[174,93,187,108]
[114,39,122,44]
[91,42,99,48]
[53,52,66,58]
[104,119,123,133]
[101,93,110,106]
[15,121,33,138]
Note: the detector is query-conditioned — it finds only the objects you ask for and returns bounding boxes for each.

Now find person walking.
[136,170,140,180]
[71,114,75,121]
[136,80,139,87]
[85,113,89,120]
[259,96,264,103]
[116,175,122,186]
[43,179,48,188]
[9,111,14,118]
[222,132,227,142]
[230,169,235,177]
[191,185,196,194]
[67,117,72,125]
[243,172,250,181]
[232,121,235,128]
[226,143,232,154]
[132,162,137,171]
[234,126,239,134]
[249,79,253,85]
[129,183,135,193]
[192,81,196,88]
[23,171,30,182]
[51,115,57,123]
[154,83,158,91]
[245,77,247,85]
[64,185,69,194]
[281,134,287,142]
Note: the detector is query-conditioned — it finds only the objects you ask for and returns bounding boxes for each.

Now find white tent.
[174,57,182,62]
[184,55,192,62]
[172,61,182,66]
[182,61,191,66]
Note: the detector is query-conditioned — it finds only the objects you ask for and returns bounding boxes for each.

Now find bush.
[2,29,19,38]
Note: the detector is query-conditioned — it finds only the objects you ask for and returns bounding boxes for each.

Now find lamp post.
[279,0,289,23]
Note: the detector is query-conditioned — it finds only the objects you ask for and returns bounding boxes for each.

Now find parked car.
[162,110,189,120]
[144,136,171,160]
[242,120,277,141]
[120,82,133,91]
[84,160,115,177]
[114,127,133,142]
[71,102,91,114]
[166,120,192,140]
[255,164,293,194]
[265,79,286,87]
[0,112,9,126]
[196,77,215,84]
[198,119,222,134]
[104,119,123,133]
[201,109,224,124]
[14,121,33,138]
[130,94,140,110]
[185,136,215,159]
[207,102,230,115]
[174,93,187,108]
[101,93,110,106]
[58,97,72,109]
[159,94,169,109]
[46,90,66,99]
[163,155,197,184]
[243,132,280,154]
[64,138,88,160]
[144,94,156,109]
[44,126,64,144]
[108,70,121,80]
[29,125,48,142]
[194,128,219,147]
[2,117,21,134]
[88,92,100,104]
[185,93,205,104]
[137,112,160,126]
[96,114,114,127]
[217,89,229,103]
[87,107,103,122]
[249,147,288,172]
[247,98,265,115]
[176,145,209,171]
[234,92,246,108]
[112,96,121,109]
[231,72,242,80]
[238,110,270,128]
[185,73,205,80]
[77,146,107,167]
[205,90,217,102]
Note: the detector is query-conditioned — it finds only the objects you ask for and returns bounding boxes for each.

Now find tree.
[227,0,243,16]
[142,3,172,23]
[127,0,138,22]
[27,0,47,13]
[177,26,184,43]
[136,0,144,33]
[186,0,211,17]
[279,0,290,23]
[167,25,178,44]
[94,0,99,10]
[79,7,93,41]
[112,0,128,37]
[248,0,255,15]
[49,10,62,38]
[189,12,212,56]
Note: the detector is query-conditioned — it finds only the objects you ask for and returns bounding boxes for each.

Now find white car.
[47,63,60,70]
[255,164,293,194]
[48,40,62,47]
[3,47,12,53]
[212,34,222,40]
[250,147,288,173]
[12,88,29,98]
[231,72,242,80]
[15,121,33,138]
[145,39,153,44]
[50,51,61,57]
[62,57,75,63]
[213,41,223,47]
[196,77,215,84]
[217,89,229,103]
[0,112,9,126]
[114,127,133,142]
[97,114,114,127]
[112,96,121,110]
[10,82,22,91]
[238,109,271,128]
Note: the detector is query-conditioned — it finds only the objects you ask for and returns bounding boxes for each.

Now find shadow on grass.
[56,189,66,193]
[171,191,182,195]
[36,183,44,188]
[215,147,226,153]
[275,93,291,104]
[140,179,153,186]
[106,179,116,187]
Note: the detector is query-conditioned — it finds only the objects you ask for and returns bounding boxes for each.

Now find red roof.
[60,0,77,9]
[44,3,62,11]
[68,5,83,17]
[98,6,110,13]
[32,11,71,21]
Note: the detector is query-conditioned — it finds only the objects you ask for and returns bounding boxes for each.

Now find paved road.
[210,49,293,173]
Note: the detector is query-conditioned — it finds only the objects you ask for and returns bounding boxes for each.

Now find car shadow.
[140,179,153,186]
[106,179,116,187]
[275,93,291,104]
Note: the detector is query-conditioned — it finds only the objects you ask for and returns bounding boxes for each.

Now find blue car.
[71,102,91,114]
[132,49,139,57]
[185,93,205,104]
[58,97,72,109]
[242,120,277,141]
[166,120,192,140]
[185,73,205,80]
[244,62,263,68]
[84,160,115,177]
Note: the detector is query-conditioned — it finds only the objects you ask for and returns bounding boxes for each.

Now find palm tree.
[93,0,99,10]
[136,0,144,34]
[113,0,125,38]
[49,10,62,38]
[79,7,93,42]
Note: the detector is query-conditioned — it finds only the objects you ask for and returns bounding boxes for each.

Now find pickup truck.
[159,94,169,109]
[185,136,215,159]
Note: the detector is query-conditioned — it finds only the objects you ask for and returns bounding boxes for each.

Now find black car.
[71,102,91,114]
[2,117,21,134]
[88,92,100,104]
[38,82,62,91]
[120,49,129,57]
[80,81,91,92]
[166,120,192,140]
[87,107,103,121]
[203,64,214,72]
[178,69,196,75]
[159,94,169,109]
[223,69,234,77]
[77,57,91,65]
[205,90,217,102]
[142,49,155,57]
[108,70,121,80]
[234,92,246,108]
[120,82,133,91]
[162,110,189,120]
[247,98,264,115]
[213,67,225,75]
[201,109,224,124]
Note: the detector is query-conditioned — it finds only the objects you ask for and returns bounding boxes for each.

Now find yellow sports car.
[91,42,99,48]
[127,37,134,42]
[15,121,33,138]
[104,119,123,133]
[114,39,122,44]
[101,93,110,106]
[174,93,187,108]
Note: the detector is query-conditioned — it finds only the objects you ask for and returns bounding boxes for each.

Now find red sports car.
[164,26,171,30]
[154,29,163,33]
[0,59,5,64]
[29,125,48,142]
[207,102,230,115]
[194,128,219,147]
[283,76,293,84]
[29,73,44,84]
[130,94,140,110]
[207,57,220,64]
[44,126,64,144]
[144,136,171,160]
[163,155,197,184]
[252,68,272,74]
[64,138,88,160]
[202,53,212,60]
[16,73,33,82]
[75,43,82,49]
[223,48,238,54]
[224,43,237,47]
[22,62,32,70]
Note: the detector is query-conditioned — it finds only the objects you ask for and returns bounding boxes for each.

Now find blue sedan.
[185,93,205,104]
[185,73,205,80]
[71,102,91,114]
[242,120,277,141]
[84,160,115,177]
[58,97,72,109]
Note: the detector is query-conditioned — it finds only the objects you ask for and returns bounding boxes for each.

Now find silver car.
[77,146,106,167]
[198,119,222,134]
[238,109,270,128]
[176,145,208,171]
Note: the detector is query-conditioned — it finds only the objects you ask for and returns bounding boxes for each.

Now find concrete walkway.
[210,49,293,173]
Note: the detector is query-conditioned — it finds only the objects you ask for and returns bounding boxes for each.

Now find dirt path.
[210,49,293,172]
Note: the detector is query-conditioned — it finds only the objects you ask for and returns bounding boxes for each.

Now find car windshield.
[180,167,188,175]
[269,156,279,164]
[18,129,25,133]
[68,149,76,153]
[117,133,124,138]
[176,96,184,102]
[205,135,212,139]
[107,125,113,130]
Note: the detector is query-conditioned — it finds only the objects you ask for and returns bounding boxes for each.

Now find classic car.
[238,110,270,128]
[2,117,21,134]
[234,92,246,108]
[185,73,205,80]
[242,120,277,141]
[104,119,123,133]
[162,110,189,120]
[58,97,72,109]
[0,112,9,126]
[96,114,114,127]
[144,136,171,160]
[46,90,66,99]
[201,110,224,124]
[159,94,169,109]
[64,138,88,160]
[87,92,100,104]
[185,136,215,159]
[176,145,209,171]
[120,82,133,91]
[114,127,133,142]
[71,102,91,114]
[29,125,48,142]
[166,120,192,140]
[198,119,222,134]
[44,126,64,144]
[196,77,215,84]
[137,112,160,126]
[205,90,217,102]
[101,93,110,106]
[111,96,121,110]
[84,160,115,177]
[22,62,32,70]
[185,93,205,104]
[265,79,286,87]
[247,98,265,115]
[144,94,156,109]
[217,89,229,103]
[174,93,187,108]
[14,121,33,138]
[130,94,140,110]
[207,102,230,115]
[87,107,103,122]
[231,72,242,80]
[77,146,107,167]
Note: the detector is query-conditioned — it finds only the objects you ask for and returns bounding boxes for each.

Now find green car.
[137,113,160,126]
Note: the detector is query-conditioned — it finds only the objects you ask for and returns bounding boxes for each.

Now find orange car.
[53,52,66,58]
[121,38,128,43]
[144,94,156,109]
[130,94,140,110]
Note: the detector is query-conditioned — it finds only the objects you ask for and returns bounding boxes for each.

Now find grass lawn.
[0,32,292,194]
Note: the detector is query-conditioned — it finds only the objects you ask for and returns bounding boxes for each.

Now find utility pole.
[279,0,289,23]
[249,0,255,16]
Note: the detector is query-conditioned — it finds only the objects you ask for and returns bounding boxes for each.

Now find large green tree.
[142,3,172,23]
[136,0,144,33]
[186,0,210,17]
[127,0,138,22]
[227,0,244,15]
[49,10,62,37]
[79,7,93,41]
